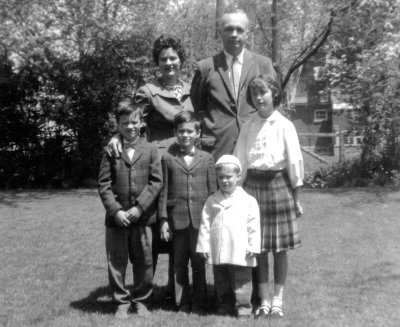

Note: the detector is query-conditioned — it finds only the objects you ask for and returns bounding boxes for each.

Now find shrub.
[304,158,399,188]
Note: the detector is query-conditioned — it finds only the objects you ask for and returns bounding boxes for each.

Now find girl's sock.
[273,283,284,302]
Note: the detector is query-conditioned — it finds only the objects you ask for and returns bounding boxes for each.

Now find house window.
[314,109,328,123]
[319,91,329,103]
[343,136,353,145]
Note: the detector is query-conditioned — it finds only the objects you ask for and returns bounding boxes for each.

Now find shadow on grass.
[70,283,217,315]
[0,189,98,208]
[70,285,115,315]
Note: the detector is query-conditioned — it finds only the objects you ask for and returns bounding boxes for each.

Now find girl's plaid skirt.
[243,169,301,253]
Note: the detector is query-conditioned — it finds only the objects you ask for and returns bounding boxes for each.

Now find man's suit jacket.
[158,143,217,230]
[190,49,276,160]
[98,138,163,227]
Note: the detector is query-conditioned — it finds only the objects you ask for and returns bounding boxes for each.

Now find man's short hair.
[219,9,250,30]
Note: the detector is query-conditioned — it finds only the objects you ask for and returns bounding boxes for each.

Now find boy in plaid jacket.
[158,111,217,314]
[98,99,162,319]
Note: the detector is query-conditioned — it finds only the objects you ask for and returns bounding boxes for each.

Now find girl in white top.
[233,74,304,319]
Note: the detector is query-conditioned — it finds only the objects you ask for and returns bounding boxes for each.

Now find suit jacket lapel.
[120,151,132,166]
[187,151,202,170]
[216,51,236,103]
[130,139,144,165]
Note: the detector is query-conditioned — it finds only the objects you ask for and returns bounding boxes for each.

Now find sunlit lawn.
[1,187,400,327]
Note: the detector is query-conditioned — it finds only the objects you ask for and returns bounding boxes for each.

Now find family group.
[98,8,304,321]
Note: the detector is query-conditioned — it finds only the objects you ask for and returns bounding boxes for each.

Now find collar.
[224,49,244,66]
[215,186,244,207]
[258,109,281,122]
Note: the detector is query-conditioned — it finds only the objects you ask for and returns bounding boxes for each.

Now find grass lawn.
[1,187,400,327]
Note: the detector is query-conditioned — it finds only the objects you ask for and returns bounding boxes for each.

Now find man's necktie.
[231,56,239,100]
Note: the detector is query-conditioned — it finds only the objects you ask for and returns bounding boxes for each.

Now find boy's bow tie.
[124,142,136,149]
[181,150,195,156]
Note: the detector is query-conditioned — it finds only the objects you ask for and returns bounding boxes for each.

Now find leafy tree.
[323,0,400,169]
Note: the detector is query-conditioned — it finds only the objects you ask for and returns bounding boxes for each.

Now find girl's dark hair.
[152,35,186,66]
[173,111,200,131]
[249,74,282,107]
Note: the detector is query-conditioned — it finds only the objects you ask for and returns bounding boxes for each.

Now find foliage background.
[0,0,399,188]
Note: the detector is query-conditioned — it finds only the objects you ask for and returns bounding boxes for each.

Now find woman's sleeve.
[135,85,152,127]
[284,122,304,188]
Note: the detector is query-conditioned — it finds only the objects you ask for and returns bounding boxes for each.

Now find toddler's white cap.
[215,154,242,173]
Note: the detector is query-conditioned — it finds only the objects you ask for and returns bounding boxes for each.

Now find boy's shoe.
[132,301,150,316]
[191,305,205,316]
[254,304,271,319]
[216,307,231,316]
[114,304,130,319]
[178,304,192,314]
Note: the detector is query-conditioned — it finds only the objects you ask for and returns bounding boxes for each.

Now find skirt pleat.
[243,169,301,253]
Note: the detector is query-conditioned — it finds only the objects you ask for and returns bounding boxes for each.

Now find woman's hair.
[173,111,200,131]
[152,35,186,66]
[249,74,282,107]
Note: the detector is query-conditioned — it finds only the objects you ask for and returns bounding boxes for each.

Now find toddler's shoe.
[254,304,271,319]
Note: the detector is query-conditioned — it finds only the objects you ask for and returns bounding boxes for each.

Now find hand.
[295,201,303,218]
[199,253,209,260]
[106,134,123,158]
[114,210,130,227]
[245,251,257,260]
[160,221,172,242]
[127,206,143,223]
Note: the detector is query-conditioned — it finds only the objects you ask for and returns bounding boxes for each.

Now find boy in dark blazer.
[98,99,162,319]
[158,111,217,314]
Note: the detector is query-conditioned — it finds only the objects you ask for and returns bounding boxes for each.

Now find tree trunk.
[271,0,279,74]
[215,0,225,39]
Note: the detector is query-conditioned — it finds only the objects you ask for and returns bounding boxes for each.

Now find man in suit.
[190,9,277,160]
[158,111,217,314]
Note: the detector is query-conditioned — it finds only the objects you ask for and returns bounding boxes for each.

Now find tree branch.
[281,10,334,91]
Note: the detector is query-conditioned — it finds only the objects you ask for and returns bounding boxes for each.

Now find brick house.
[289,56,334,155]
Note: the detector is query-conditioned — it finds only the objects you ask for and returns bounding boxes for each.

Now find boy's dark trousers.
[106,226,153,308]
[173,226,207,308]
[213,264,253,316]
